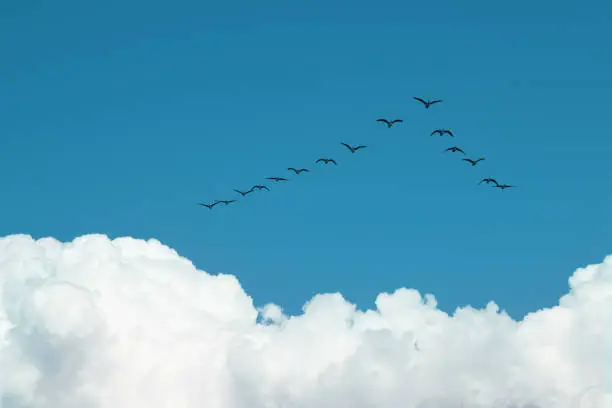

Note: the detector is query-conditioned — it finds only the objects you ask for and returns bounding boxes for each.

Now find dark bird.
[462,157,485,166]
[445,146,465,154]
[287,167,310,175]
[376,118,403,128]
[341,142,368,153]
[251,185,270,191]
[316,158,337,165]
[478,178,499,186]
[198,201,220,210]
[414,97,442,109]
[494,184,516,190]
[233,188,254,197]
[266,177,288,182]
[219,199,237,205]
[431,129,454,137]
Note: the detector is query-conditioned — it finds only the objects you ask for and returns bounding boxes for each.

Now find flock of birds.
[198,96,516,210]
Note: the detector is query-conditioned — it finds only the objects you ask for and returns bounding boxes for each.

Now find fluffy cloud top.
[0,234,611,408]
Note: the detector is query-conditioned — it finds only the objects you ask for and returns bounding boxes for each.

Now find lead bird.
[431,129,454,137]
[445,146,465,154]
[462,157,485,166]
[288,167,310,175]
[414,97,442,109]
[233,188,254,197]
[266,177,288,182]
[478,178,499,186]
[341,142,368,153]
[376,118,403,128]
[316,158,337,165]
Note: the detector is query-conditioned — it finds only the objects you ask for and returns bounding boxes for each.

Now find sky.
[0,0,611,321]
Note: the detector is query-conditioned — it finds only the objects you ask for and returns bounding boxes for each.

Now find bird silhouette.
[478,178,499,186]
[287,167,310,175]
[198,201,221,210]
[494,184,516,190]
[316,158,337,165]
[251,185,269,191]
[414,97,442,109]
[462,157,485,166]
[233,188,254,197]
[218,199,237,205]
[445,146,465,154]
[266,177,289,182]
[341,142,368,153]
[431,129,454,137]
[376,118,403,128]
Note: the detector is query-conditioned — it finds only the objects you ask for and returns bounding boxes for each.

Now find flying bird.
[287,167,310,175]
[198,201,220,210]
[266,177,288,182]
[431,129,454,137]
[251,185,269,191]
[341,142,368,153]
[376,118,403,128]
[233,188,254,197]
[414,97,442,109]
[445,146,465,154]
[494,184,516,190]
[478,178,499,186]
[462,157,485,166]
[316,158,337,165]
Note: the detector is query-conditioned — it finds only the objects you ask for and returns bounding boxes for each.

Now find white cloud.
[0,234,611,408]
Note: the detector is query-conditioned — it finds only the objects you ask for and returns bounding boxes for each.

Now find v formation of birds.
[199,96,516,210]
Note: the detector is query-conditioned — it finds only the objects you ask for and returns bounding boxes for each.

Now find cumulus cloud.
[0,234,611,408]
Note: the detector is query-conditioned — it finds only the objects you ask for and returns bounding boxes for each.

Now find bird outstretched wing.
[376,119,390,124]
[414,97,427,105]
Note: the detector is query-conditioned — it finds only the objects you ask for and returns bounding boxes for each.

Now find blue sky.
[1,0,610,319]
